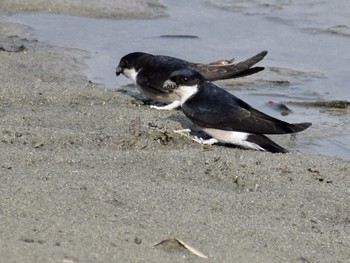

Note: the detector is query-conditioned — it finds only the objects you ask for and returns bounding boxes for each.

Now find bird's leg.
[173,129,192,135]
[150,101,181,110]
[192,136,219,145]
[173,130,218,145]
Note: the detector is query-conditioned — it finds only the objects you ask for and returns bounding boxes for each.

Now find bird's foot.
[192,136,219,145]
[150,101,181,110]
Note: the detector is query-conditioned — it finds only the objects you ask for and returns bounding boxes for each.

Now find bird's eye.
[182,77,189,82]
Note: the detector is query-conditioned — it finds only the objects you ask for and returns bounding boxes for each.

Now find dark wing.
[137,55,191,93]
[193,50,268,81]
[182,82,311,134]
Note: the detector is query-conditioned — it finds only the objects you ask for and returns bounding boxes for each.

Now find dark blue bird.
[163,69,311,153]
[116,51,267,110]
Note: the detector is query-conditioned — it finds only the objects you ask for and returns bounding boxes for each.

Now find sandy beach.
[1,1,350,262]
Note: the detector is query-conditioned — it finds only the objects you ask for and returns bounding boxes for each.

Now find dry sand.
[0,1,350,262]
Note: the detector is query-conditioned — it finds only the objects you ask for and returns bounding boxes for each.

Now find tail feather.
[290,122,312,133]
[228,66,265,79]
[246,134,288,153]
[213,50,268,79]
[196,50,268,80]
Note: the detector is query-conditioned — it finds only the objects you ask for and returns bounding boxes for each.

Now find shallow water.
[5,0,350,160]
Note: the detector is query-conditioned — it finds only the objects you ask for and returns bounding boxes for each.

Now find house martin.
[163,69,311,153]
[116,50,267,110]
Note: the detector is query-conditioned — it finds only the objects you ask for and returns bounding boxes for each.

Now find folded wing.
[182,82,311,135]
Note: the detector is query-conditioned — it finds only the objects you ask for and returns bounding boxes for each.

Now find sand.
[0,0,165,19]
[0,2,349,262]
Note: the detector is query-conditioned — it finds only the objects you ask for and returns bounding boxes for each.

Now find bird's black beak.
[163,80,177,90]
[115,66,123,76]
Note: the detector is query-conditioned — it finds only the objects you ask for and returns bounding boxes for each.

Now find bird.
[116,50,268,110]
[162,68,312,153]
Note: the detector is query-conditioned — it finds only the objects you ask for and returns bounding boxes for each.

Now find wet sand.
[1,2,350,262]
[0,0,165,19]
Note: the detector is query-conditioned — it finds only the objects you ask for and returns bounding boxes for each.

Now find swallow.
[116,50,267,110]
[162,69,312,153]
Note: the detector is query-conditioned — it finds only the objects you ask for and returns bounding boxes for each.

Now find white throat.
[174,85,198,105]
[123,68,138,84]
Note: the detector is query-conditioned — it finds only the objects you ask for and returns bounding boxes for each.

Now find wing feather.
[182,82,311,134]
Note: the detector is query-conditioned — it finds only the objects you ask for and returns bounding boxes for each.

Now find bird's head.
[163,69,205,103]
[163,69,205,90]
[115,52,152,79]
